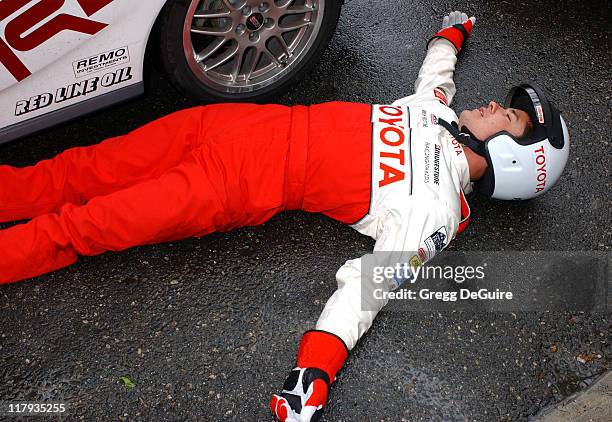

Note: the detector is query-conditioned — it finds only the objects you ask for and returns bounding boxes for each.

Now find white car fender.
[0,0,168,142]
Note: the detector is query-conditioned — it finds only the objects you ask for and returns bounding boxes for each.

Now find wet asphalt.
[0,0,610,421]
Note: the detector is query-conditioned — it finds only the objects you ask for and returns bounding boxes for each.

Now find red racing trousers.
[0,102,372,284]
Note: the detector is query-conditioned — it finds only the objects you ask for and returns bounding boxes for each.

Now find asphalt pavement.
[1,0,610,421]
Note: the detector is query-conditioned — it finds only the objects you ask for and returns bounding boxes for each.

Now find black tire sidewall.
[159,0,342,103]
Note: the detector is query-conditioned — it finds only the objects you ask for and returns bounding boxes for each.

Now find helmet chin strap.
[437,118,487,157]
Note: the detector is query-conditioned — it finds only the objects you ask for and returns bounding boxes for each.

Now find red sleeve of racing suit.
[297,330,348,382]
[427,19,474,54]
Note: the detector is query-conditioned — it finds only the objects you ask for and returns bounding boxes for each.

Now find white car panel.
[0,0,168,142]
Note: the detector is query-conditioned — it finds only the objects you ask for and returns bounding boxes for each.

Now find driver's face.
[458,101,532,140]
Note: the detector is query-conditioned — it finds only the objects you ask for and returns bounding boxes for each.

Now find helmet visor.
[505,83,565,149]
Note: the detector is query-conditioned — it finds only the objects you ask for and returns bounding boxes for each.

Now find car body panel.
[0,0,168,144]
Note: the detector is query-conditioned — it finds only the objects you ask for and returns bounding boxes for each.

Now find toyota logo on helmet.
[439,82,570,200]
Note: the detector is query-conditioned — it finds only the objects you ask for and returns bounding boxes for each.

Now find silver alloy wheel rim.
[183,0,324,94]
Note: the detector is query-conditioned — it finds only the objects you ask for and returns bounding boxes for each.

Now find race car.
[0,0,343,144]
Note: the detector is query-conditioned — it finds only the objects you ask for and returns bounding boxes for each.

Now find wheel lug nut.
[249,31,259,42]
[264,18,274,28]
[242,6,251,16]
[259,2,269,12]
[236,24,246,35]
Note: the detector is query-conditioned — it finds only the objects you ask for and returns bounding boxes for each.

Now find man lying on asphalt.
[0,11,569,422]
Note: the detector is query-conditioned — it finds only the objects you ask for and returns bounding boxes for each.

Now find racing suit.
[0,39,470,322]
[270,34,474,421]
[315,38,472,351]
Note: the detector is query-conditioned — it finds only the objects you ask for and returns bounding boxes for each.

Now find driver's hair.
[519,117,534,140]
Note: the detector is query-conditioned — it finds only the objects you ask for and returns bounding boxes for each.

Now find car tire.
[159,0,342,103]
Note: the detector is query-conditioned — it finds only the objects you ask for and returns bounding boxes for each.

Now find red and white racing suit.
[0,40,471,357]
[315,39,472,350]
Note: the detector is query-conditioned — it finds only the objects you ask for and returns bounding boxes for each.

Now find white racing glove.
[270,330,348,422]
[428,10,476,53]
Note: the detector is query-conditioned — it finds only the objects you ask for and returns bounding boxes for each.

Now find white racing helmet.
[440,82,570,200]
